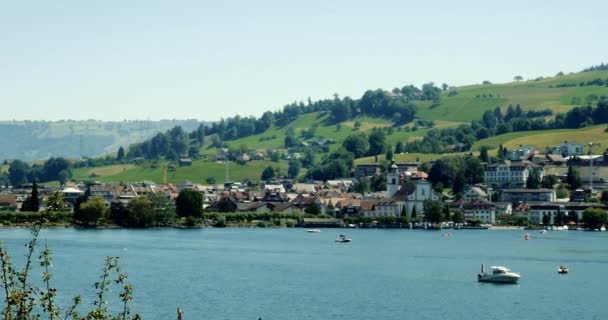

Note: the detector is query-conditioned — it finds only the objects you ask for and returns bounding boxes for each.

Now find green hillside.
[72,160,289,185]
[473,125,608,152]
[24,68,608,185]
[416,70,608,122]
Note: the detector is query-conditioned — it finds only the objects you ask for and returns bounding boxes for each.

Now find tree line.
[403,100,608,154]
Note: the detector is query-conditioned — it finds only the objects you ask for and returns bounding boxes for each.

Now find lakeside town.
[2,140,607,230]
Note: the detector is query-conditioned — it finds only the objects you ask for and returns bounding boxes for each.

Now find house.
[263,184,286,193]
[61,187,85,204]
[506,145,536,160]
[501,188,556,203]
[178,158,193,167]
[355,164,381,178]
[0,194,18,211]
[463,186,489,202]
[484,160,542,189]
[214,148,230,162]
[449,200,497,224]
[527,202,607,225]
[293,183,317,194]
[248,151,265,160]
[88,184,124,206]
[551,141,584,157]
[236,202,270,213]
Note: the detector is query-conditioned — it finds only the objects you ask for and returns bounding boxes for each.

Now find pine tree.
[443,203,451,221]
[21,181,40,212]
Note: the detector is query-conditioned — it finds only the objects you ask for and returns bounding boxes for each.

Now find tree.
[261,166,276,181]
[353,121,361,130]
[126,196,155,227]
[601,190,608,205]
[555,209,564,226]
[288,159,301,179]
[148,193,176,226]
[352,178,370,194]
[514,75,523,81]
[441,83,449,91]
[8,159,28,186]
[304,202,321,215]
[452,210,464,223]
[175,189,203,218]
[582,208,608,230]
[443,203,451,221]
[541,175,559,189]
[395,141,404,154]
[542,214,550,226]
[401,205,408,218]
[21,181,40,212]
[385,147,393,162]
[424,200,443,224]
[75,196,108,226]
[479,146,489,163]
[566,166,583,190]
[526,169,541,189]
[410,208,417,220]
[342,133,369,158]
[367,129,386,157]
[117,146,125,160]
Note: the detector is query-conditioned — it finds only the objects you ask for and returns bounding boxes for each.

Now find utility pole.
[588,142,601,192]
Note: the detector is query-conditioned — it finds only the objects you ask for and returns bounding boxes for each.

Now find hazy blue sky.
[1,0,606,121]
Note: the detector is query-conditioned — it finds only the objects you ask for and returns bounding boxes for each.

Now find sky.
[1,0,607,121]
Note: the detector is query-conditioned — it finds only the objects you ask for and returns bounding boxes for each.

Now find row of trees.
[404,101,608,154]
[7,157,72,186]
[73,189,203,227]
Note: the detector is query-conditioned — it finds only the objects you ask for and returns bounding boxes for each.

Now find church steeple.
[386,158,400,198]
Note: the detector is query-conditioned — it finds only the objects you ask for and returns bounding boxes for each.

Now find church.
[367,159,440,218]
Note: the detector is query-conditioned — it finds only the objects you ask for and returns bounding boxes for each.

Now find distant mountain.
[0,119,206,161]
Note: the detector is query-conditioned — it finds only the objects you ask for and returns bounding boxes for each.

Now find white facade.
[551,141,584,157]
[484,160,542,188]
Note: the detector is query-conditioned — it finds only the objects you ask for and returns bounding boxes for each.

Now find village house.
[462,186,489,202]
[484,160,542,189]
[506,145,536,161]
[527,202,608,225]
[449,200,497,224]
[550,141,585,157]
[501,188,556,203]
[0,194,18,211]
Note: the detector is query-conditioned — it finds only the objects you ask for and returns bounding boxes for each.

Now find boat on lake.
[307,229,321,233]
[558,265,569,274]
[335,234,352,243]
[477,264,521,283]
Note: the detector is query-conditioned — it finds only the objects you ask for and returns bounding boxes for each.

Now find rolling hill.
[10,67,608,185]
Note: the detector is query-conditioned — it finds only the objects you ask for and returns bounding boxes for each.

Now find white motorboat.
[335,234,352,243]
[477,265,521,283]
[307,229,321,233]
[539,230,547,234]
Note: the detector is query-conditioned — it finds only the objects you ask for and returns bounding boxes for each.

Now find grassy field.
[473,125,608,151]
[416,70,608,123]
[72,160,289,185]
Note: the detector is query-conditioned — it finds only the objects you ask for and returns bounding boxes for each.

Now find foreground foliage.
[0,192,140,320]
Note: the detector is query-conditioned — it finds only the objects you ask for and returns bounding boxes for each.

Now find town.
[1,140,607,230]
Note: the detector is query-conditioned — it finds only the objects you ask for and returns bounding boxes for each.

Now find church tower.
[386,158,400,198]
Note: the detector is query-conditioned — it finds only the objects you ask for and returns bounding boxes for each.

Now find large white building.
[484,160,542,189]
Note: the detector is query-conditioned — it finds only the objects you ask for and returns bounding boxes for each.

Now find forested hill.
[0,120,203,161]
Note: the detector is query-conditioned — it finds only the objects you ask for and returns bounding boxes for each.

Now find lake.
[1,228,607,320]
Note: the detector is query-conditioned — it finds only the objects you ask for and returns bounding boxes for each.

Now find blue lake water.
[1,228,607,320]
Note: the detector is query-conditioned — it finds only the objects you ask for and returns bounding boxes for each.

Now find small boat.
[558,265,569,274]
[477,264,521,283]
[335,234,352,243]
[539,230,547,234]
[524,233,530,240]
[307,229,321,233]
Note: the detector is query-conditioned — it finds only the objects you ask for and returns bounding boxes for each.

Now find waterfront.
[1,228,607,320]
